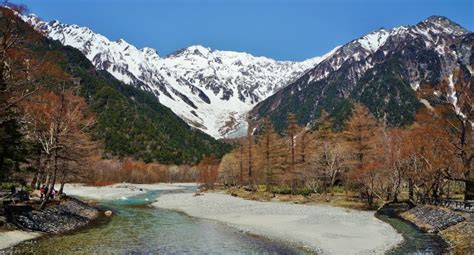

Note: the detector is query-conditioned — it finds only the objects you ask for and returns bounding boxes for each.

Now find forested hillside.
[54,43,231,164]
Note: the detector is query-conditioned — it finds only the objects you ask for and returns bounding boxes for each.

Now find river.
[11,187,447,254]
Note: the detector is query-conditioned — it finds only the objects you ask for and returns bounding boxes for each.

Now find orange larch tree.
[344,103,382,205]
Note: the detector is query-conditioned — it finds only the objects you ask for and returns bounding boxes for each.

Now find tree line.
[219,72,473,205]
[0,5,98,208]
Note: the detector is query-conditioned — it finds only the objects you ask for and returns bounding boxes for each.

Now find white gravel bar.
[0,231,41,250]
[153,192,403,254]
[63,183,195,200]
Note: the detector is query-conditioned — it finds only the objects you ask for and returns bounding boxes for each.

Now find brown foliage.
[20,89,96,206]
[86,158,197,185]
[197,156,220,188]
[219,88,469,205]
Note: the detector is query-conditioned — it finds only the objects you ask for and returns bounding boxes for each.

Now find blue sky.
[15,0,474,61]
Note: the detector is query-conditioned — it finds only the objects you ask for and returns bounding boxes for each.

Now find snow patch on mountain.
[357,29,390,52]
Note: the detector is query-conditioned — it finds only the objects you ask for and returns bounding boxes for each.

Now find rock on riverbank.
[400,205,465,232]
[400,205,473,253]
[6,196,100,234]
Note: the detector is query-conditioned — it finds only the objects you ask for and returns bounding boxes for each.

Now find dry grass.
[223,187,375,210]
[440,214,474,254]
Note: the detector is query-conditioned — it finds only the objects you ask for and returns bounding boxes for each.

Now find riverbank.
[1,195,101,251]
[223,186,373,210]
[6,196,101,233]
[222,187,470,252]
[400,205,473,253]
[9,185,306,254]
[153,191,403,254]
[1,183,194,251]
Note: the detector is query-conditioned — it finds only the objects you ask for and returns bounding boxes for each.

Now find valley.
[0,1,472,254]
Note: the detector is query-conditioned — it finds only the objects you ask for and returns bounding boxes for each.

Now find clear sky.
[14,0,474,61]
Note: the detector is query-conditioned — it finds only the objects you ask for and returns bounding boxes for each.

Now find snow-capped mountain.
[23,14,333,138]
[250,16,472,129]
[300,16,470,87]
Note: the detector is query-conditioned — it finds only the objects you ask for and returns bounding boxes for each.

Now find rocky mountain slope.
[24,14,335,138]
[250,16,473,131]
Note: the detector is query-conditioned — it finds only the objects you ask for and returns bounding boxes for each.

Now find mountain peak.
[425,15,453,24]
[166,45,212,58]
[419,15,469,35]
[116,38,127,44]
[141,47,160,58]
[186,45,212,55]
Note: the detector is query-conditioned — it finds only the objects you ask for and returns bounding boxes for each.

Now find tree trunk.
[301,132,305,163]
[30,147,42,188]
[239,144,243,185]
[37,158,47,190]
[35,172,41,190]
[44,171,50,191]
[40,152,58,209]
[408,178,414,201]
[432,185,439,199]
[30,170,38,189]
[366,188,373,206]
[291,134,295,173]
[248,134,252,180]
[39,174,51,210]
[58,170,67,195]
[36,169,44,190]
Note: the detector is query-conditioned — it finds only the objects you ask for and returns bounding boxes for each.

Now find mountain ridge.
[23,13,332,138]
[250,15,472,131]
[23,13,472,137]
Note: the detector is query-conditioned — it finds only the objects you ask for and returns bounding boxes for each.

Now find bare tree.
[22,89,95,208]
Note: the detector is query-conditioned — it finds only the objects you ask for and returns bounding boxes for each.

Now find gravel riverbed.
[153,192,403,255]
